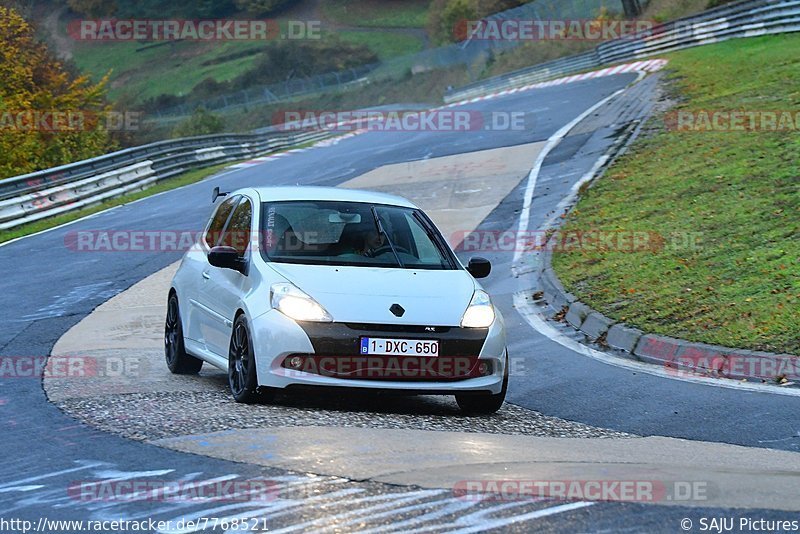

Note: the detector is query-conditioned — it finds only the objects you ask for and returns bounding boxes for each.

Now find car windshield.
[260,201,457,270]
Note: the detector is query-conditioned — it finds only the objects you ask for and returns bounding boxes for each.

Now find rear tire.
[165,293,203,375]
[456,355,508,415]
[228,315,274,404]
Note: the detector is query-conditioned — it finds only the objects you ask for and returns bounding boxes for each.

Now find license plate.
[360,337,439,357]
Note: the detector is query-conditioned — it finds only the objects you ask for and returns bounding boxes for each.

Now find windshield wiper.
[370,206,404,268]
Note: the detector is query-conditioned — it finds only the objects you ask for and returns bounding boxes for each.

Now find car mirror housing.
[208,246,245,273]
[467,257,491,279]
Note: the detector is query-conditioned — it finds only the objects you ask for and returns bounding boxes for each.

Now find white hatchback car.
[166,186,508,413]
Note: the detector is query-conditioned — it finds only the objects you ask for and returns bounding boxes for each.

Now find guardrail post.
[621,0,643,17]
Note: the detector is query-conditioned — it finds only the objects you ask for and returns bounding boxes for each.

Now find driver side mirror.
[208,246,246,274]
[467,257,491,279]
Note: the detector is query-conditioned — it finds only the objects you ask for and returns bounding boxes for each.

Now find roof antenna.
[212,186,229,203]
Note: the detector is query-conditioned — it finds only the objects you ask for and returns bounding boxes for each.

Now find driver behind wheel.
[336,222,383,257]
[357,229,386,257]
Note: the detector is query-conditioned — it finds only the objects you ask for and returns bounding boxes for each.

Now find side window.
[204,196,238,249]
[219,197,252,256]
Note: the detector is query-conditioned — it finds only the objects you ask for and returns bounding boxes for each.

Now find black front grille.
[344,323,452,334]
[298,322,488,358]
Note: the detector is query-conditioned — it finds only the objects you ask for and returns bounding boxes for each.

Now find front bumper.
[250,309,506,394]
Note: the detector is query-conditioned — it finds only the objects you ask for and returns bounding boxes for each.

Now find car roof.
[245,186,418,209]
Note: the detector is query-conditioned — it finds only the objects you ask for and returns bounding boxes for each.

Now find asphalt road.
[1,72,798,532]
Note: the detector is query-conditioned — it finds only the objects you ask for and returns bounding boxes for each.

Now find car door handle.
[202,271,211,280]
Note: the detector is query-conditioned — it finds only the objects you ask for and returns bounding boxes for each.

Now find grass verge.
[0,162,232,244]
[337,30,424,59]
[551,33,800,355]
[320,0,429,28]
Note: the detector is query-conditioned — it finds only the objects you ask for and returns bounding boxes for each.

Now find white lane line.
[0,206,122,249]
[262,490,447,534]
[0,462,106,490]
[448,501,596,533]
[0,485,45,493]
[512,85,630,263]
[513,293,800,398]
[539,152,611,234]
[0,166,242,249]
[513,68,650,265]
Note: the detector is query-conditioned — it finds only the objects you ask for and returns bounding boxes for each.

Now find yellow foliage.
[0,6,115,179]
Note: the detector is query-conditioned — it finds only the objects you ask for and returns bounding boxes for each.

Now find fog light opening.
[288,356,303,369]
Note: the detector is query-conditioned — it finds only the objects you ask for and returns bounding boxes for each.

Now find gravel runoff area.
[53,387,635,442]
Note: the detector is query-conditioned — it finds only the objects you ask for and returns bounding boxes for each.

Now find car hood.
[268,264,477,326]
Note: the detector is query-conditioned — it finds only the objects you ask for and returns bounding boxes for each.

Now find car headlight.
[271,283,332,322]
[460,289,495,328]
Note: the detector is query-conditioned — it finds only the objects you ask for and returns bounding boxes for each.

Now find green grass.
[73,39,267,101]
[68,0,432,104]
[321,0,430,28]
[551,33,800,355]
[337,29,424,59]
[0,162,231,244]
[642,0,710,23]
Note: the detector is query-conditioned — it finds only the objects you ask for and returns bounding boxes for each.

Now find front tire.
[165,293,203,375]
[228,315,273,404]
[455,355,508,415]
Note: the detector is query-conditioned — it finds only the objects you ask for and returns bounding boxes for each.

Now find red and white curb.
[229,129,367,168]
[442,59,668,108]
[229,59,667,170]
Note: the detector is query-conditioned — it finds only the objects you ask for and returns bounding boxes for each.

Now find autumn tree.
[0,6,115,179]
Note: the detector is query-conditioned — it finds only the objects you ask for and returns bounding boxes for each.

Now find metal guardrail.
[445,0,800,103]
[0,129,332,231]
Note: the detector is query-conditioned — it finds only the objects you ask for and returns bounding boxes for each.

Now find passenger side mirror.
[208,246,245,273]
[467,257,491,279]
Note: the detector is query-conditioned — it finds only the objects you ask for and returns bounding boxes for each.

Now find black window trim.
[204,195,241,251]
[219,196,254,258]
